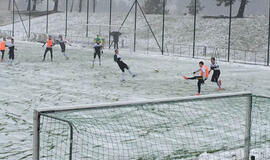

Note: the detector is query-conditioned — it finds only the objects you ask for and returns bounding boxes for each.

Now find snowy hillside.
[0,12,268,53]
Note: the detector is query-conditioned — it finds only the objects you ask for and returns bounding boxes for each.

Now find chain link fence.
[0,0,270,65]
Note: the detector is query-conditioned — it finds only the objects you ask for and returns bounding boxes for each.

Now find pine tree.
[186,0,204,15]
[216,0,249,18]
[143,0,169,15]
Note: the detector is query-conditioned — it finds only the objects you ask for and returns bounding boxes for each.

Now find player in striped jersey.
[92,40,103,68]
[56,35,70,60]
[209,57,222,90]
[114,49,135,82]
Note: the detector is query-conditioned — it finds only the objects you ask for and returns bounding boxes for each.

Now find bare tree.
[53,0,59,12]
[186,0,204,15]
[93,0,96,13]
[216,0,249,18]
[236,0,248,18]
[32,0,37,11]
[8,0,12,10]
[70,0,74,12]
[79,0,83,12]
[143,0,169,15]
[27,0,31,11]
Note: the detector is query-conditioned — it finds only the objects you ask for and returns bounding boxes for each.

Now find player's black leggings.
[117,61,129,72]
[94,51,101,59]
[188,76,205,94]
[43,48,53,61]
[114,42,119,49]
[9,52,14,60]
[211,70,220,82]
[1,50,5,60]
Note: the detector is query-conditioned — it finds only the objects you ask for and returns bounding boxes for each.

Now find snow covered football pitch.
[0,41,270,159]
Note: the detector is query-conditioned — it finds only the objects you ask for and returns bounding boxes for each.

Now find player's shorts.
[9,52,14,60]
[118,61,129,72]
[94,52,101,59]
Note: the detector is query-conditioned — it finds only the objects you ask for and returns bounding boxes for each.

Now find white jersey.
[210,62,220,71]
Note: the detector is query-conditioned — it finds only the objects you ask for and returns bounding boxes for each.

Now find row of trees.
[144,0,249,18]
[8,0,97,13]
[7,0,249,18]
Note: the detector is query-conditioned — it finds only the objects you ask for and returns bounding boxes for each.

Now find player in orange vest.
[42,35,54,62]
[0,37,6,62]
[184,61,209,96]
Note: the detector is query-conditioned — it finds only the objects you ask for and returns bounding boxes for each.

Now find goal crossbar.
[36,92,252,114]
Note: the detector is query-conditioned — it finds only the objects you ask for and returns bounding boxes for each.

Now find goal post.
[33,92,255,160]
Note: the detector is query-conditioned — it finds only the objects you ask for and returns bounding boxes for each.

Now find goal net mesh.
[37,94,270,160]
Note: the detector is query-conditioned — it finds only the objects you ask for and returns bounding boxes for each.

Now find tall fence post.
[244,94,252,160]
[109,0,112,49]
[93,0,96,13]
[28,0,31,38]
[86,0,90,37]
[161,0,166,55]
[65,0,68,38]
[33,110,40,160]
[12,0,15,37]
[192,0,197,58]
[228,0,232,62]
[267,0,270,66]
[134,0,137,52]
[68,122,73,160]
[46,0,49,34]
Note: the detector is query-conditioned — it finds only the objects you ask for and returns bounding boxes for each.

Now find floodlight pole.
[86,0,90,37]
[65,0,68,38]
[134,0,138,52]
[228,0,232,62]
[12,0,15,36]
[109,1,136,48]
[192,0,197,58]
[46,0,49,34]
[162,0,166,55]
[28,0,31,38]
[109,0,112,49]
[267,0,270,66]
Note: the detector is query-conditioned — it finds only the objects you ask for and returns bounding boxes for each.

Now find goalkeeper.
[184,61,209,96]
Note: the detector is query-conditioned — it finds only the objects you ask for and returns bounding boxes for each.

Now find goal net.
[33,92,270,160]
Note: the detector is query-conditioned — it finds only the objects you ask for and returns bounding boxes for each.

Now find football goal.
[33,92,270,160]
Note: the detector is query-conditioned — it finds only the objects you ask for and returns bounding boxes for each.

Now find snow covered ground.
[0,40,269,159]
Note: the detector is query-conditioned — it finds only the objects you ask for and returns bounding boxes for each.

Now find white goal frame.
[33,92,252,160]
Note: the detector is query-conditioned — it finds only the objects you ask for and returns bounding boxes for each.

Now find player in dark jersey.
[92,40,103,67]
[6,38,15,65]
[114,49,135,82]
[56,35,70,60]
[209,57,222,90]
